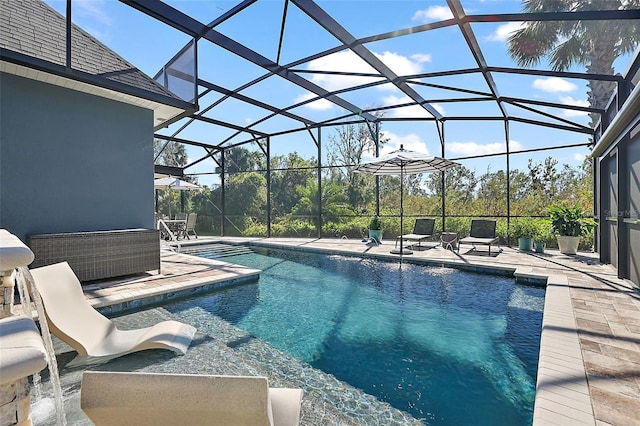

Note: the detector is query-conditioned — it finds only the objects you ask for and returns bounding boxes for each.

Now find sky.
[44,0,638,187]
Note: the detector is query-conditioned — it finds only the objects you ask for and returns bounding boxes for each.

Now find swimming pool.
[172,245,544,425]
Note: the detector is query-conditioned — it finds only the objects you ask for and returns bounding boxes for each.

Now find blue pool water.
[174,246,544,425]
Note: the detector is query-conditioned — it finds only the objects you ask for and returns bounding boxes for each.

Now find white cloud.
[574,153,586,162]
[363,132,430,159]
[377,51,425,76]
[74,0,112,26]
[411,53,432,64]
[304,51,377,92]
[299,50,430,109]
[383,133,430,155]
[73,0,112,40]
[486,22,526,42]
[533,78,577,93]
[432,103,445,116]
[294,93,334,111]
[412,5,453,22]
[560,96,589,107]
[559,96,589,117]
[382,95,444,118]
[446,140,523,156]
[304,50,427,93]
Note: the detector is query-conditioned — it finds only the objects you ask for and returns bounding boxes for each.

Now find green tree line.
[154,122,594,249]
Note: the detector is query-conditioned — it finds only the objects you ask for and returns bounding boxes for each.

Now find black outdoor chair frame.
[395,218,436,249]
[458,219,501,256]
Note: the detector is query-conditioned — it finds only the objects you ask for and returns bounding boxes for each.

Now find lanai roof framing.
[122,0,378,122]
[123,0,640,166]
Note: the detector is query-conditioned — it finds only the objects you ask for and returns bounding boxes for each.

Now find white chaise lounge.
[80,371,303,426]
[29,262,196,361]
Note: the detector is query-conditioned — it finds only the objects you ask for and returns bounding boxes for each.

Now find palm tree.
[154,139,188,167]
[507,0,640,127]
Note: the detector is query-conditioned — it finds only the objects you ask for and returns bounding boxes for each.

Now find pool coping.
[182,238,527,279]
[83,250,261,316]
[534,274,595,425]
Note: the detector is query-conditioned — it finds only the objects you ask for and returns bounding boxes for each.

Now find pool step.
[186,244,254,259]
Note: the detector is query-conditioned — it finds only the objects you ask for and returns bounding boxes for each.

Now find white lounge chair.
[81,371,303,426]
[29,262,196,360]
[184,212,198,239]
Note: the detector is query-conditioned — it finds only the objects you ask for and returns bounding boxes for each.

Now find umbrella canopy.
[153,176,201,191]
[353,145,458,255]
[154,176,201,216]
[353,146,458,175]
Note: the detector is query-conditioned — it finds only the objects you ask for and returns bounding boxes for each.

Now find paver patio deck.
[79,236,639,425]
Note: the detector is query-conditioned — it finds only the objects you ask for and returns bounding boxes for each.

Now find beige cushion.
[458,236,498,245]
[0,229,34,271]
[0,315,48,385]
[81,372,303,426]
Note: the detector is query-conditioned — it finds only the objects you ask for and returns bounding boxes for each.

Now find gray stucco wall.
[0,72,154,242]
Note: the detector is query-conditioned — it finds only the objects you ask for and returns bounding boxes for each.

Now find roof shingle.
[0,0,182,101]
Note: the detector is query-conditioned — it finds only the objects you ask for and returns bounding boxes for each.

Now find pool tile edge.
[91,272,260,314]
[533,274,595,426]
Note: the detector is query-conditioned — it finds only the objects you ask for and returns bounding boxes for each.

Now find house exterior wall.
[596,116,640,287]
[0,72,154,242]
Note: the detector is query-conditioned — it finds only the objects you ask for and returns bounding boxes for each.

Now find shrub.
[548,203,596,237]
[533,220,553,244]
[368,216,382,230]
[511,217,537,239]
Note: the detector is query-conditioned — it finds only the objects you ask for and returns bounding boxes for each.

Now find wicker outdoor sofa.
[28,228,160,282]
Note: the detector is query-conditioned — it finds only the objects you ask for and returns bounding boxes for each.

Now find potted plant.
[533,220,552,254]
[548,203,596,255]
[368,216,383,243]
[511,218,536,251]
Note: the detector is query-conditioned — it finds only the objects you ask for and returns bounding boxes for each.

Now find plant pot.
[534,241,546,253]
[517,237,532,251]
[556,235,580,255]
[368,229,383,243]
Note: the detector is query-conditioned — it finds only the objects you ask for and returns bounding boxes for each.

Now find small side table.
[441,232,458,251]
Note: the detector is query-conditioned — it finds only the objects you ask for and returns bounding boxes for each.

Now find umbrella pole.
[400,166,404,256]
[391,164,412,256]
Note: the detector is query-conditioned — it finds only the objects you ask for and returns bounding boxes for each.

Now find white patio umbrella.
[353,145,459,255]
[153,176,201,191]
[154,176,201,216]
